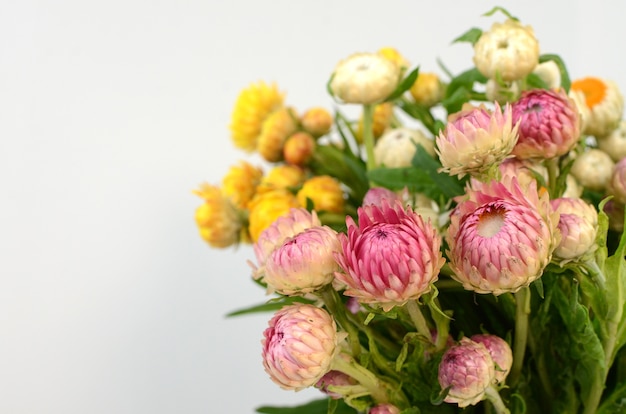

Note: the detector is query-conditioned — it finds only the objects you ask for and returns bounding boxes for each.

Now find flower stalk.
[406,299,433,343]
[363,103,376,172]
[508,286,531,387]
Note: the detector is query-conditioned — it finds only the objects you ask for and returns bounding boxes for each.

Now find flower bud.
[363,187,402,207]
[374,127,435,168]
[248,190,299,242]
[598,120,626,162]
[221,161,263,209]
[570,77,624,138]
[369,404,401,414]
[570,149,615,192]
[262,304,341,390]
[300,107,333,138]
[193,183,242,248]
[532,60,561,89]
[377,46,409,73]
[330,52,401,104]
[283,131,316,166]
[297,175,345,213]
[438,338,495,407]
[609,157,626,204]
[257,165,306,193]
[257,107,298,162]
[470,334,513,384]
[551,198,598,263]
[410,72,444,107]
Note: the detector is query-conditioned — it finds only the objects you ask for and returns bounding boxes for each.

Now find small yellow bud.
[221,161,263,209]
[258,165,306,193]
[283,132,316,166]
[248,190,299,242]
[257,107,298,162]
[193,184,242,248]
[410,72,444,107]
[297,175,345,213]
[300,107,333,138]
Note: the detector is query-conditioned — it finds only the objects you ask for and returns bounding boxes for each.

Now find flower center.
[476,206,506,238]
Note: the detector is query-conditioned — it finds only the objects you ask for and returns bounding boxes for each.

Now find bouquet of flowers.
[194,7,626,414]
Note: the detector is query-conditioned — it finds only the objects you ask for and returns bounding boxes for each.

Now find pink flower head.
[511,88,581,160]
[335,200,444,311]
[436,103,518,179]
[264,225,341,295]
[610,157,626,205]
[470,334,513,384]
[447,176,558,295]
[262,303,341,390]
[369,404,401,414]
[438,338,495,407]
[252,208,321,279]
[550,197,598,263]
[362,187,401,207]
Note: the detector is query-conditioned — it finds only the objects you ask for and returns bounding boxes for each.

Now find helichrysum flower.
[377,46,409,73]
[410,72,444,107]
[221,161,263,209]
[257,164,306,193]
[193,183,242,248]
[264,226,341,295]
[262,304,341,390]
[297,175,345,213]
[609,157,626,205]
[436,103,519,179]
[532,60,562,89]
[248,189,299,242]
[473,19,539,82]
[511,89,580,160]
[230,81,284,151]
[315,370,358,400]
[550,197,598,263]
[335,201,444,311]
[447,177,557,295]
[369,404,401,414]
[329,52,401,104]
[438,338,496,407]
[470,334,513,384]
[570,148,615,192]
[257,107,298,162]
[604,200,625,233]
[598,120,626,162]
[570,77,624,138]
[300,107,333,138]
[284,131,316,167]
[362,187,401,207]
[356,102,394,142]
[253,208,321,276]
[374,127,435,168]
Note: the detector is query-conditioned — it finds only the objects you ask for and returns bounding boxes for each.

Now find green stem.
[320,286,361,358]
[545,157,560,199]
[484,385,511,414]
[362,103,376,173]
[331,354,389,404]
[508,287,530,387]
[405,300,433,343]
[527,328,554,410]
[426,295,450,352]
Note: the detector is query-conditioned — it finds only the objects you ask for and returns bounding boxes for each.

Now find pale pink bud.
[262,304,341,390]
[264,226,341,295]
[609,158,626,205]
[438,338,496,407]
[315,370,357,399]
[511,89,581,160]
[470,334,513,384]
[335,200,444,311]
[363,187,401,207]
[369,404,401,414]
[603,200,625,232]
[550,198,598,263]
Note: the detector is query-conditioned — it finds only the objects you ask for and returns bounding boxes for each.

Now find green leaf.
[597,380,626,414]
[539,54,571,92]
[256,398,357,414]
[411,145,466,200]
[226,296,313,317]
[525,73,549,90]
[482,6,519,21]
[441,67,487,113]
[452,27,482,45]
[385,67,420,102]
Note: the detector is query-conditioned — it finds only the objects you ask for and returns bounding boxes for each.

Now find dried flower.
[284,131,316,166]
[193,183,242,248]
[473,19,539,82]
[248,189,299,242]
[570,77,624,138]
[438,338,495,407]
[598,120,626,162]
[230,81,284,151]
[297,175,345,213]
[470,334,513,384]
[335,201,444,311]
[300,107,333,138]
[262,304,341,390]
[436,103,518,179]
[257,107,298,162]
[374,127,435,168]
[551,197,598,263]
[410,72,444,107]
[330,52,401,104]
[570,149,615,192]
[511,89,580,160]
[221,161,263,209]
[264,226,341,295]
[447,177,557,295]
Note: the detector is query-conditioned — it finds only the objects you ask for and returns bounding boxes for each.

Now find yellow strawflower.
[300,107,333,138]
[283,132,316,167]
[410,72,444,107]
[297,175,345,213]
[355,102,394,143]
[257,107,298,162]
[193,183,242,248]
[257,164,306,193]
[229,81,284,151]
[248,190,299,242]
[221,161,264,209]
[378,46,410,72]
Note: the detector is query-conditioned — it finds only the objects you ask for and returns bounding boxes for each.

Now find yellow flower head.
[257,107,298,162]
[300,107,333,138]
[410,72,444,107]
[570,77,624,137]
[284,131,316,167]
[248,190,299,242]
[297,175,345,213]
[221,160,264,209]
[229,81,284,151]
[258,164,306,193]
[193,183,242,248]
[378,47,410,73]
[355,102,394,143]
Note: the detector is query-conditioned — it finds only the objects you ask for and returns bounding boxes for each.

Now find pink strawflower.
[550,197,598,263]
[438,338,496,407]
[262,304,342,391]
[369,403,401,414]
[470,334,513,384]
[335,201,444,311]
[363,187,401,207]
[264,225,341,295]
[252,208,321,279]
[436,103,518,179]
[447,176,558,294]
[511,89,581,160]
[610,157,626,205]
[315,370,357,399]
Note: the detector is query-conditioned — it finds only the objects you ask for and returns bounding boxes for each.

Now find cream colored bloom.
[473,19,540,82]
[532,60,561,89]
[374,127,435,168]
[570,149,615,192]
[598,120,626,162]
[329,52,401,104]
[570,77,624,138]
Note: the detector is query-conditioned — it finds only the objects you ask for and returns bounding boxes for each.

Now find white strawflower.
[374,127,435,168]
[570,77,624,138]
[570,149,615,192]
[598,120,626,162]
[532,60,561,89]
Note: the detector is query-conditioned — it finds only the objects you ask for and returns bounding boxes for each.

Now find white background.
[2,1,625,413]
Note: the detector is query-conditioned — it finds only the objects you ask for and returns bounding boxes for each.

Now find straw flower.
[193,183,242,248]
[297,175,345,213]
[570,149,615,192]
[300,107,333,138]
[410,72,444,107]
[374,127,435,168]
[248,189,299,242]
[470,334,513,384]
[550,197,598,263]
[597,120,626,162]
[257,106,299,162]
[283,131,316,167]
[570,77,624,138]
[221,161,263,209]
[257,165,306,194]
